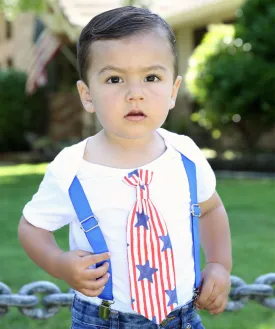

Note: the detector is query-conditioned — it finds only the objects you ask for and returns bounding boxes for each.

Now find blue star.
[165,288,178,307]
[128,169,139,178]
[135,210,150,230]
[159,234,172,252]
[131,298,135,304]
[136,260,158,283]
[152,316,157,324]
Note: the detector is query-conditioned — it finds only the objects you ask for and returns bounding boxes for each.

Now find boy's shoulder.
[47,138,89,191]
[158,128,200,161]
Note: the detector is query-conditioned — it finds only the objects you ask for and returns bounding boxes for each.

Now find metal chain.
[0,273,274,319]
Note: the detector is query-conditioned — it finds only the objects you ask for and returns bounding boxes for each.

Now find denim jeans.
[71,295,205,329]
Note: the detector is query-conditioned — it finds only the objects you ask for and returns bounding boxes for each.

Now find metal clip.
[191,204,201,217]
[99,300,114,320]
[192,287,200,309]
[160,316,176,327]
[80,215,99,233]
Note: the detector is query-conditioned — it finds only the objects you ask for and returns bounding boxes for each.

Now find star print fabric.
[123,169,178,324]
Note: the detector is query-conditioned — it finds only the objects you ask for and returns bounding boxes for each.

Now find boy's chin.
[105,128,158,141]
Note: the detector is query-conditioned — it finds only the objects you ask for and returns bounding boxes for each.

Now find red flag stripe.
[26,29,60,95]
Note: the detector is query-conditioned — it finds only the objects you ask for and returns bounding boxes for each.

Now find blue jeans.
[71,295,205,329]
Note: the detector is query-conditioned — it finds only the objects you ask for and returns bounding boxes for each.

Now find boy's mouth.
[125,110,147,121]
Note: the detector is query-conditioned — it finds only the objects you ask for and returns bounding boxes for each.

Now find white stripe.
[127,207,135,308]
[149,201,164,322]
[137,199,146,314]
[142,199,153,319]
[149,200,168,320]
[134,202,144,314]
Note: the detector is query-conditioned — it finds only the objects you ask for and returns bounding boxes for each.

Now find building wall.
[0,12,35,71]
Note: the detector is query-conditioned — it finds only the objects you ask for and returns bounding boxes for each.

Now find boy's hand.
[196,263,231,314]
[56,250,110,297]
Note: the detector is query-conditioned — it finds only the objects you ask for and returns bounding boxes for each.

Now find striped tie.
[123,169,178,324]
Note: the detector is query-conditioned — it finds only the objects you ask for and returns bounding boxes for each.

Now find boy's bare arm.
[196,191,232,314]
[18,217,65,278]
[199,191,232,272]
[18,217,110,297]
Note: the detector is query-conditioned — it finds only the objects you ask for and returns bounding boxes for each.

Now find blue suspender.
[68,177,113,301]
[68,155,201,302]
[180,153,201,290]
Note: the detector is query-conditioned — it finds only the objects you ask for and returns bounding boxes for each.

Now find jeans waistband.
[72,294,197,328]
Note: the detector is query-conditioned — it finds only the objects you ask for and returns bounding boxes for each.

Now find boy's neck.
[100,130,161,151]
[84,129,167,169]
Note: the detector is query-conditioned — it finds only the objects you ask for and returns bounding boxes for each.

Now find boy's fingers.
[85,262,109,279]
[84,273,110,290]
[198,285,219,309]
[81,286,105,298]
[208,296,227,313]
[197,280,214,307]
[74,249,94,258]
[82,252,110,267]
[206,295,224,313]
[210,300,228,314]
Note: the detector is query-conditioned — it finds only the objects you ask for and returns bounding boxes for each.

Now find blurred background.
[0,0,274,329]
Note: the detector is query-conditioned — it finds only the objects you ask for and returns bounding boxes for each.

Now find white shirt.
[23,129,216,313]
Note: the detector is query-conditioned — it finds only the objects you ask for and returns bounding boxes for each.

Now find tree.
[0,0,46,19]
[185,0,275,150]
[123,0,150,7]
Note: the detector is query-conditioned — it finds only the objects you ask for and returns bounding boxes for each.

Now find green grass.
[0,164,274,329]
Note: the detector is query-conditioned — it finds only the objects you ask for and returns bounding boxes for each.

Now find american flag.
[25,28,61,95]
[123,169,178,324]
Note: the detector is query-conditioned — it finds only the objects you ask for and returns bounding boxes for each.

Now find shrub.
[0,70,48,152]
[185,0,275,149]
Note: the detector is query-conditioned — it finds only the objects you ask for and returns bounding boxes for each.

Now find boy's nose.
[126,85,145,102]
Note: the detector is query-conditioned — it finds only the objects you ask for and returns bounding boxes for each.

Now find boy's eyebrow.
[98,65,167,75]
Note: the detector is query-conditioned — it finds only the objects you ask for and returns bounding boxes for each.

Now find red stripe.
[143,200,150,318]
[170,250,177,311]
[140,171,144,199]
[130,203,140,312]
[137,215,148,317]
[146,201,161,322]
[148,201,165,321]
[151,203,173,307]
[145,184,149,199]
[124,177,135,186]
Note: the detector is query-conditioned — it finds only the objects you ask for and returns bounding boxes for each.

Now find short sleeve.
[23,166,76,231]
[184,136,216,203]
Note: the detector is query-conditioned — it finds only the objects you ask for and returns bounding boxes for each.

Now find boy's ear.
[77,80,95,113]
[170,76,182,110]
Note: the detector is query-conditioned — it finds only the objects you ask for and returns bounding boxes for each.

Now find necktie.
[123,169,178,324]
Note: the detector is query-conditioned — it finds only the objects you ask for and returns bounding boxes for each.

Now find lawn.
[0,164,274,329]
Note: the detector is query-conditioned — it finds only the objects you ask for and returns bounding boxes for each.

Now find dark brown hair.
[77,6,178,84]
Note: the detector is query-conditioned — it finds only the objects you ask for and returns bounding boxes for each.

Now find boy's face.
[77,29,182,140]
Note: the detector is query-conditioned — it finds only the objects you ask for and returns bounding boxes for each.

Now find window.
[7,58,13,68]
[5,19,12,39]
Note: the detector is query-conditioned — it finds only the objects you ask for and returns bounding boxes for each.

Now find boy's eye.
[107,76,123,84]
[145,75,160,82]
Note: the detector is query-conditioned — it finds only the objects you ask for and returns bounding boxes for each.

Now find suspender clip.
[99,300,114,320]
[191,204,201,217]
[192,287,200,309]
